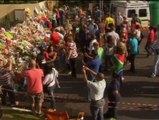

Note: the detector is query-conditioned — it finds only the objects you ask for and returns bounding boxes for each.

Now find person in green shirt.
[93,42,104,72]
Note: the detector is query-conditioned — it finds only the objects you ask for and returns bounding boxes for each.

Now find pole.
[149,0,159,26]
[102,0,103,10]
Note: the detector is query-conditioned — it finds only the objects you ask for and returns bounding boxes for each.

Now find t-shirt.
[87,79,106,101]
[129,37,139,55]
[0,67,12,86]
[106,31,120,46]
[105,17,115,30]
[86,56,101,80]
[43,68,58,87]
[116,15,123,26]
[148,29,156,43]
[97,47,104,62]
[135,29,141,41]
[24,68,43,94]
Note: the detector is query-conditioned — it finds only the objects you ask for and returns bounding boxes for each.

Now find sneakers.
[150,74,156,78]
[37,112,44,117]
[67,71,71,75]
[32,111,44,117]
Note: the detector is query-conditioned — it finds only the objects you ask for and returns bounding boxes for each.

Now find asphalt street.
[54,31,159,120]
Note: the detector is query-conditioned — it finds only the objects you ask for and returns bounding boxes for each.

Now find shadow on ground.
[118,109,159,120]
[121,81,159,98]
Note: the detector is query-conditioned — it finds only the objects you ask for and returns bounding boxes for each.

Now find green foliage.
[2,109,44,120]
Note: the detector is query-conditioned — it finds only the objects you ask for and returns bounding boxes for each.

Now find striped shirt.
[67,42,78,59]
[0,67,12,86]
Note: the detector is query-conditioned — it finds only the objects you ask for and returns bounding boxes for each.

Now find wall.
[0,1,46,28]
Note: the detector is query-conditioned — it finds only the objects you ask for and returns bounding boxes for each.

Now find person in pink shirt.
[66,35,78,78]
[23,59,44,116]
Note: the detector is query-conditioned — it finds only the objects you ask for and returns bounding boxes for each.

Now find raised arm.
[84,66,97,76]
[82,67,88,82]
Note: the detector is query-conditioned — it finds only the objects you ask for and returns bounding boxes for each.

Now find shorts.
[30,92,44,104]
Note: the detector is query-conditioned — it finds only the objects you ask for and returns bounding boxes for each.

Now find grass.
[1,109,44,120]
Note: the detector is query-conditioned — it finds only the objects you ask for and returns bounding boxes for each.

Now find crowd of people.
[0,3,159,120]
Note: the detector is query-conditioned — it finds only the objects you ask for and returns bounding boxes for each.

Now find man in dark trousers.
[104,73,121,119]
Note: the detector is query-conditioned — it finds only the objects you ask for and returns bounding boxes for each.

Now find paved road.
[54,32,159,120]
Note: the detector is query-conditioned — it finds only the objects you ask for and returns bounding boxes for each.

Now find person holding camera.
[82,66,106,120]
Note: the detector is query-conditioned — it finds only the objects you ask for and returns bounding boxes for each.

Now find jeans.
[105,93,120,118]
[145,41,153,56]
[152,54,159,76]
[47,85,56,109]
[104,80,121,119]
[90,99,105,120]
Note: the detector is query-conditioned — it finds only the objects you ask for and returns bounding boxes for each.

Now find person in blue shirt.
[85,50,101,81]
[128,32,139,73]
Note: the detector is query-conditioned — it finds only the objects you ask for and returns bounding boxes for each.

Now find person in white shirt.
[82,66,106,120]
[89,34,98,52]
[106,23,120,46]
[43,64,60,110]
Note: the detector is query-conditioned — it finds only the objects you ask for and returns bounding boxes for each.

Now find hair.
[39,46,45,54]
[67,35,73,42]
[28,59,36,68]
[107,35,113,44]
[135,24,140,29]
[91,34,96,40]
[47,44,54,53]
[106,12,110,16]
[45,63,54,74]
[116,44,125,55]
[96,73,105,80]
[121,34,126,43]
[91,50,98,58]
[108,23,114,30]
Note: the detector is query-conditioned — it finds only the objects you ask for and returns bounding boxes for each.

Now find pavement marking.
[1,88,159,110]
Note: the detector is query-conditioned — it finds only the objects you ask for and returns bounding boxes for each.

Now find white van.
[110,0,150,30]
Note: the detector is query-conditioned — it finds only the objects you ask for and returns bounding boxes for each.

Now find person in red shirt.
[145,26,156,57]
[46,45,57,66]
[23,59,44,116]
